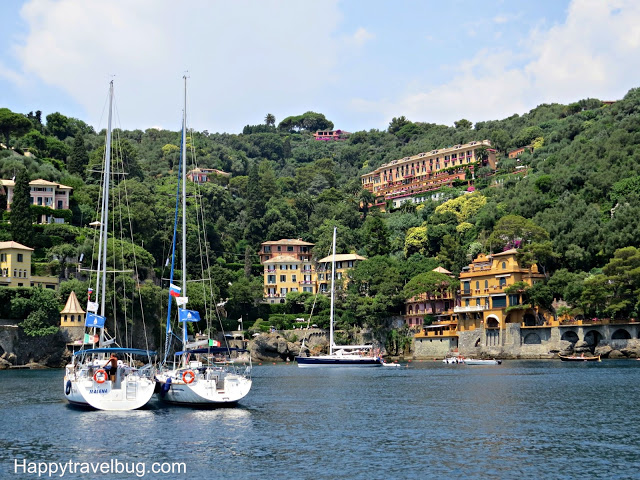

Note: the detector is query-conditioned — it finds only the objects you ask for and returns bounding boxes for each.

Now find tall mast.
[329,226,336,355]
[98,80,114,320]
[181,75,188,351]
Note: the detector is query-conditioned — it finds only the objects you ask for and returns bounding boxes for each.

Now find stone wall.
[414,323,640,359]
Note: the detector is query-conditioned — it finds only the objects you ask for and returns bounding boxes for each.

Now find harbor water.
[1,360,640,480]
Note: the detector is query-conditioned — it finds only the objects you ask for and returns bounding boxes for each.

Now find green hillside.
[2,87,640,338]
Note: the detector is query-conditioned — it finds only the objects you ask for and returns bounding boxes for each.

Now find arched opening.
[612,329,631,340]
[474,338,481,347]
[523,332,541,344]
[486,317,500,329]
[561,331,579,343]
[584,330,602,347]
[523,313,536,326]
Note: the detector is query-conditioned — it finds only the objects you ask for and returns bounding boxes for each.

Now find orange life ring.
[93,369,107,384]
[182,370,195,384]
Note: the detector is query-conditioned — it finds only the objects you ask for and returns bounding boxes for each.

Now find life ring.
[93,369,107,384]
[65,380,72,395]
[182,370,195,384]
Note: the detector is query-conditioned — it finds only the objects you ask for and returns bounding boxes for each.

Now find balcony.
[299,280,315,285]
[454,305,489,313]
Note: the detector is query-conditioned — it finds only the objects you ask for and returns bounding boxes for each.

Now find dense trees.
[10,169,33,245]
[2,85,640,338]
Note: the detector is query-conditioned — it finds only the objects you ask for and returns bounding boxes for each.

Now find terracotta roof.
[261,238,314,246]
[61,291,86,314]
[0,241,33,251]
[0,178,72,190]
[317,253,366,263]
[263,255,302,264]
[432,266,452,274]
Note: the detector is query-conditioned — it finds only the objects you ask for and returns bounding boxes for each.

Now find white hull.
[156,370,252,405]
[296,354,384,368]
[463,359,502,365]
[64,360,156,410]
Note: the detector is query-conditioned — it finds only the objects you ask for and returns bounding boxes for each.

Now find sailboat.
[63,80,157,410]
[296,227,384,367]
[154,76,252,405]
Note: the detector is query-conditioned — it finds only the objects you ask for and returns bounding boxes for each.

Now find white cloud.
[355,0,640,127]
[350,27,375,47]
[11,0,344,132]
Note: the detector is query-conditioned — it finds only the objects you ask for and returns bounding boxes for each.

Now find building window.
[280,288,288,295]
[17,254,23,262]
[71,315,75,322]
[475,281,479,289]
[0,253,5,261]
[291,275,297,283]
[264,246,271,253]
[267,275,276,283]
[57,200,63,209]
[492,296,507,308]
[509,294,520,306]
[484,280,488,289]
[499,277,507,287]
[280,275,287,282]
[287,246,294,252]
[502,262,506,269]
[463,282,470,294]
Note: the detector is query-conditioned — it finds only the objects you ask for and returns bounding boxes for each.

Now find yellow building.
[360,140,497,209]
[455,249,546,332]
[316,253,366,293]
[60,291,86,343]
[263,255,315,304]
[0,241,59,289]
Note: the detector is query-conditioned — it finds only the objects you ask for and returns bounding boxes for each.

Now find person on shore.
[104,353,118,383]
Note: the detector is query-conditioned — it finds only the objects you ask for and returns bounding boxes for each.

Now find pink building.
[0,178,72,223]
[313,130,350,141]
[186,167,230,183]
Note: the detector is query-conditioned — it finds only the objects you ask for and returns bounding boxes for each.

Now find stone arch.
[561,331,579,343]
[486,314,500,329]
[612,328,631,340]
[584,330,602,347]
[523,332,541,344]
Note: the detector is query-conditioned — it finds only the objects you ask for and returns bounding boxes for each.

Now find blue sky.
[1,0,639,134]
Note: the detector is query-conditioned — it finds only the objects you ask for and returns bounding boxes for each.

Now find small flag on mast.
[169,283,181,297]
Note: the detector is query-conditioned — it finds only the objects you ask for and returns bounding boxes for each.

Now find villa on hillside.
[259,239,315,303]
[0,178,72,224]
[186,167,230,183]
[360,140,497,210]
[0,241,59,289]
[315,253,366,293]
[313,130,350,141]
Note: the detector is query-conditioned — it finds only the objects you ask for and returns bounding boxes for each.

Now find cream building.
[0,241,59,289]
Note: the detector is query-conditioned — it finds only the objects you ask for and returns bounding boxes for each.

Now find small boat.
[443,356,463,364]
[382,361,402,368]
[559,354,601,362]
[463,358,502,365]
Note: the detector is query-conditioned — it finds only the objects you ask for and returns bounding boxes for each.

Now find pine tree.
[69,134,89,178]
[10,169,33,246]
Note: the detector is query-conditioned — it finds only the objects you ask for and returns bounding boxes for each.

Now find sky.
[1,0,639,135]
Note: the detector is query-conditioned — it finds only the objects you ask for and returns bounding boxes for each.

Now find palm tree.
[264,113,275,127]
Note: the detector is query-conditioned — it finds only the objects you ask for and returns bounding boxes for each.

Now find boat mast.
[181,75,188,357]
[329,226,336,355]
[96,80,113,346]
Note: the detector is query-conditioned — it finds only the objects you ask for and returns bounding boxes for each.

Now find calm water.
[1,361,640,480]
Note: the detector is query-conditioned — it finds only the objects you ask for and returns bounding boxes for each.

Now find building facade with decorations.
[0,178,72,224]
[360,140,497,210]
[405,267,459,329]
[455,249,546,333]
[259,239,315,303]
[315,253,366,293]
[0,241,59,289]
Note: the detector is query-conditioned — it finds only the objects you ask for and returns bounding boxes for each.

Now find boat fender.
[65,380,72,395]
[183,370,195,384]
[160,377,172,397]
[93,368,107,384]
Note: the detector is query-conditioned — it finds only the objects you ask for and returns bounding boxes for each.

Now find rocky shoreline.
[2,328,640,370]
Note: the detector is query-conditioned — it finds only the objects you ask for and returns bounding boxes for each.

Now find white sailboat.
[296,226,384,367]
[155,76,252,405]
[63,80,157,410]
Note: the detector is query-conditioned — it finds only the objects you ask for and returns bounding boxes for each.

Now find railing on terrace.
[454,305,489,313]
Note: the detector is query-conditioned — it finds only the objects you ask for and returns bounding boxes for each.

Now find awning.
[423,323,455,329]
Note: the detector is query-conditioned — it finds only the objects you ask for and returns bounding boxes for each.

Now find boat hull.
[75,377,156,411]
[559,355,601,362]
[156,372,252,405]
[296,356,384,367]
[463,359,502,365]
